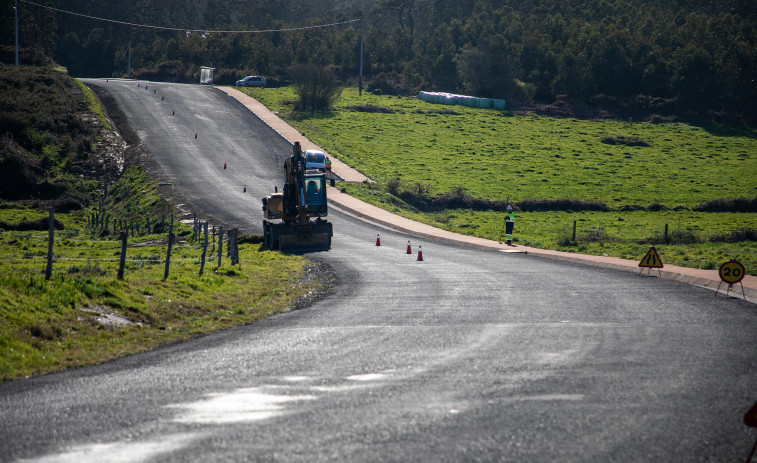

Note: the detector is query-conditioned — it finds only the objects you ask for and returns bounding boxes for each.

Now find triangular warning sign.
[639,246,663,268]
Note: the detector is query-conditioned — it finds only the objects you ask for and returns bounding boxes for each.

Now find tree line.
[1,0,755,122]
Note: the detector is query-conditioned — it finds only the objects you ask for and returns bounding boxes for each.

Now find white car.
[305,149,326,171]
[235,76,266,87]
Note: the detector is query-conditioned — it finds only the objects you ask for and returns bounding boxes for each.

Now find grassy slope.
[0,163,321,381]
[244,87,757,273]
[0,71,317,381]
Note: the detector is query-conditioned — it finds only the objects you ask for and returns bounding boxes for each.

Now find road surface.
[1,80,755,463]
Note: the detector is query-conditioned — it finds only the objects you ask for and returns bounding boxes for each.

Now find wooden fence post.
[572,220,577,241]
[45,207,54,280]
[664,224,669,244]
[117,231,127,280]
[164,219,174,281]
[230,228,239,265]
[235,229,240,265]
[199,223,208,276]
[218,227,223,267]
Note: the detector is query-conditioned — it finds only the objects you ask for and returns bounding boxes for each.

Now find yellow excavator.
[262,142,333,251]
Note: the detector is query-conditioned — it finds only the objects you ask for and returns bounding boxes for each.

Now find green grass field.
[243,87,757,274]
[0,165,318,381]
[0,207,318,381]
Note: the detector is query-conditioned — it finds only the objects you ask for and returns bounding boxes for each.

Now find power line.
[19,0,360,34]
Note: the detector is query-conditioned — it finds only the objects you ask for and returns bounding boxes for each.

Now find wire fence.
[5,208,244,281]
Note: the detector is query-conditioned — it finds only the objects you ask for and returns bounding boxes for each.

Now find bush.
[288,64,342,111]
[0,217,64,231]
[517,198,609,212]
[366,72,418,96]
[647,202,668,211]
[600,136,651,147]
[710,228,757,243]
[645,228,702,245]
[577,227,615,243]
[693,196,757,213]
[345,104,396,114]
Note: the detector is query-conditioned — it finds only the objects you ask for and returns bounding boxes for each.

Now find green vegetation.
[0,69,319,381]
[245,86,757,274]
[0,165,318,382]
[3,0,755,122]
[0,208,317,381]
[0,66,115,207]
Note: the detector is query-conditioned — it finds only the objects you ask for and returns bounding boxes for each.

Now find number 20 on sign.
[716,259,747,299]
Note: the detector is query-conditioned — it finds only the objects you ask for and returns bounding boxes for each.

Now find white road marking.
[166,387,315,424]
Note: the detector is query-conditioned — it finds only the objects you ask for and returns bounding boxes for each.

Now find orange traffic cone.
[376,234,381,246]
[161,96,164,100]
[417,246,423,261]
[194,132,197,139]
[243,185,247,193]
[154,89,157,94]
[406,240,412,254]
[224,163,227,169]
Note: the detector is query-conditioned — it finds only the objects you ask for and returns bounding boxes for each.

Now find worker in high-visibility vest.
[325,157,332,177]
[504,205,515,245]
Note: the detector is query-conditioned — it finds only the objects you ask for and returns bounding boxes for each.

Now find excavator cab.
[304,173,327,215]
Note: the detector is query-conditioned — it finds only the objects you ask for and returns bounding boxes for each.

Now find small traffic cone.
[417,246,423,261]
[194,132,198,139]
[224,163,227,169]
[154,89,157,94]
[243,185,247,193]
[172,110,175,116]
[137,83,140,87]
[161,96,164,100]
[376,234,381,246]
[406,240,412,254]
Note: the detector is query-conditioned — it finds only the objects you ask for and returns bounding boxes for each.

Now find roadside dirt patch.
[81,306,143,328]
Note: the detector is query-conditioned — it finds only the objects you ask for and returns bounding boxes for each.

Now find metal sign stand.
[715,280,746,299]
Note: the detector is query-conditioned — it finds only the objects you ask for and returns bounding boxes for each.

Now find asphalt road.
[1,80,755,463]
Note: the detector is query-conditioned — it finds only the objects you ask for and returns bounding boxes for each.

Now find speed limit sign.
[719,259,746,284]
[716,259,747,298]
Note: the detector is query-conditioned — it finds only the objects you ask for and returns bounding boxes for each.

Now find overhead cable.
[19,0,360,34]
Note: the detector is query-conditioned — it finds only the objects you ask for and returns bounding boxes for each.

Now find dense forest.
[1,0,756,122]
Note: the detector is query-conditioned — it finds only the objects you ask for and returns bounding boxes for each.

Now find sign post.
[715,258,746,298]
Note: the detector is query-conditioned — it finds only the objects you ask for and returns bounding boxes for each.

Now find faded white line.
[167,387,316,424]
[505,394,585,403]
[17,433,200,463]
[346,373,388,382]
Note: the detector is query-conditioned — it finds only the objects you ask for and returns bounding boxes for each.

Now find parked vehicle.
[305,149,327,172]
[235,76,266,87]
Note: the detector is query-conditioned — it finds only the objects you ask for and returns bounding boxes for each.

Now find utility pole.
[15,0,19,66]
[128,40,131,79]
[359,18,364,97]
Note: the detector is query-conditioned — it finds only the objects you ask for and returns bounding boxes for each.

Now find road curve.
[0,80,755,463]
